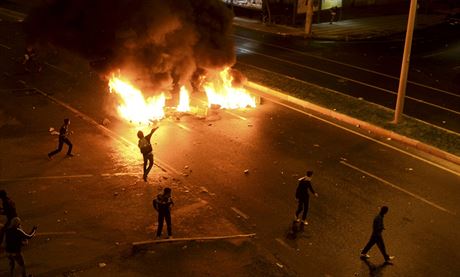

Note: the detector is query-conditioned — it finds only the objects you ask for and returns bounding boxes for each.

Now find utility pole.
[394,0,418,124]
[305,0,314,35]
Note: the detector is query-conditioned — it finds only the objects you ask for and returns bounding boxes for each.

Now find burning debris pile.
[25,0,256,124]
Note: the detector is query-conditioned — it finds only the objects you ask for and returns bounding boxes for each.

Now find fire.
[108,68,256,123]
[108,76,165,124]
[177,86,191,112]
[204,68,256,109]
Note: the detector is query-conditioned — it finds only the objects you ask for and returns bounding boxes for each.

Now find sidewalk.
[233,13,447,40]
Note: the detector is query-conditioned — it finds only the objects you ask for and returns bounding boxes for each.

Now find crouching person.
[5,217,37,277]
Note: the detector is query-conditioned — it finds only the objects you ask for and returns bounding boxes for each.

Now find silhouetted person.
[48,118,73,159]
[0,190,18,245]
[23,46,42,73]
[137,127,159,182]
[153,187,173,239]
[360,206,395,263]
[5,217,37,277]
[329,6,337,24]
[295,171,318,225]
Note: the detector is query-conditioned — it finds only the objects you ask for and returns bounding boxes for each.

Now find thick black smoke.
[25,0,236,94]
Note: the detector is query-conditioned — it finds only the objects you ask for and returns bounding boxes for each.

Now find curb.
[246,81,460,167]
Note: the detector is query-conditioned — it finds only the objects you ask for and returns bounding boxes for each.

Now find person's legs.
[301,199,310,221]
[376,236,389,260]
[165,211,172,237]
[145,154,154,177]
[63,138,73,155]
[48,139,64,157]
[8,254,15,277]
[156,211,164,237]
[143,155,148,181]
[361,235,377,255]
[295,201,304,220]
[14,253,27,277]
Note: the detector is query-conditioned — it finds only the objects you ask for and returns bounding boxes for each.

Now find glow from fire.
[204,68,256,109]
[177,86,191,112]
[108,76,165,124]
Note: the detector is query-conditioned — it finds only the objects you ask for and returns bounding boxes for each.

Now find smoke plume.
[25,0,236,94]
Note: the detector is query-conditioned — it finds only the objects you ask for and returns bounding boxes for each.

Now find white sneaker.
[385,256,395,263]
[302,220,308,225]
[360,253,370,259]
[294,216,300,222]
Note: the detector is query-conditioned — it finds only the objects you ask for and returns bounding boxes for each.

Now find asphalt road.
[0,4,460,277]
[234,24,460,133]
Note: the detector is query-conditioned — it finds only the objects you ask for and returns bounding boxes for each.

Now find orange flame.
[204,68,256,109]
[108,76,165,124]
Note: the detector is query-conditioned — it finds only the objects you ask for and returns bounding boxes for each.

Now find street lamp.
[393,0,418,124]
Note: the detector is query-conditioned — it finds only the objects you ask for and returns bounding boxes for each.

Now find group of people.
[1,190,37,277]
[44,118,392,261]
[294,170,394,263]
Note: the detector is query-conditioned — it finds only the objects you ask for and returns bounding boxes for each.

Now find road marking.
[0,43,11,50]
[231,207,250,220]
[0,174,94,182]
[275,238,293,250]
[340,161,455,215]
[234,35,460,99]
[176,123,192,132]
[44,62,73,76]
[253,87,460,177]
[100,172,139,177]
[238,47,460,116]
[226,110,248,121]
[36,231,77,236]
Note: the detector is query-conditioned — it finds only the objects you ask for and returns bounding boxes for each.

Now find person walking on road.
[48,118,73,159]
[295,171,318,225]
[0,190,18,245]
[153,187,174,239]
[137,126,159,182]
[5,217,37,277]
[360,206,395,263]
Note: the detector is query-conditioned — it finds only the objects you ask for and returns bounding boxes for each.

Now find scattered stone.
[340,157,347,161]
[386,137,392,141]
[115,242,120,246]
[57,219,61,223]
[276,262,284,268]
[358,97,363,100]
[98,262,106,268]
[313,144,320,147]
[244,169,249,174]
[442,121,446,124]
[406,168,413,171]
[102,118,111,126]
[182,245,188,250]
[184,165,189,169]
[247,123,253,127]
[113,192,119,196]
[64,210,68,214]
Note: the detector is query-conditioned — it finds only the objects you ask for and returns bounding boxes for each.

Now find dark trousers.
[143,153,154,178]
[48,137,72,157]
[361,234,390,260]
[8,252,27,277]
[156,209,171,237]
[295,199,310,220]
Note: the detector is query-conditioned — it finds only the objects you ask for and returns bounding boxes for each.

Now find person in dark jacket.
[153,187,174,239]
[48,118,73,159]
[0,190,18,245]
[137,126,159,182]
[360,206,395,263]
[5,217,37,277]
[295,171,318,225]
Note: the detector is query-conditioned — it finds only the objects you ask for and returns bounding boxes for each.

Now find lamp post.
[305,0,314,35]
[393,0,418,124]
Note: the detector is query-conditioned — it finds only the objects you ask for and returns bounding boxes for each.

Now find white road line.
[231,207,250,220]
[44,62,73,76]
[0,43,11,50]
[100,172,139,177]
[256,89,460,177]
[239,47,460,116]
[225,110,248,121]
[176,123,192,132]
[35,231,77,236]
[0,174,93,182]
[340,161,455,215]
[235,35,460,99]
[275,238,293,250]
